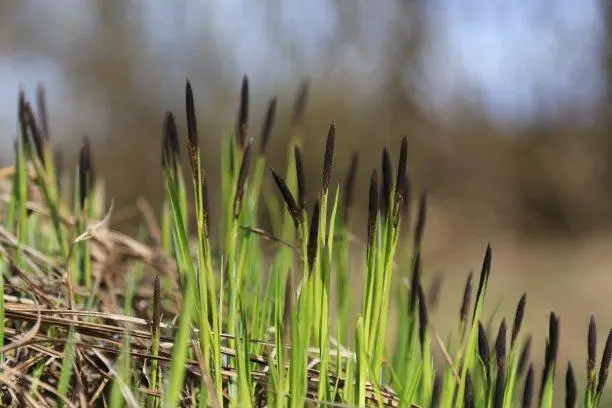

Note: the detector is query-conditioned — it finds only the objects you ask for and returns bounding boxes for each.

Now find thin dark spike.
[294,146,306,212]
[78,136,94,210]
[413,191,427,250]
[464,370,475,408]
[460,272,474,328]
[596,328,612,398]
[270,168,299,228]
[511,293,527,348]
[185,80,198,171]
[321,119,335,194]
[478,321,491,383]
[24,103,44,163]
[496,319,507,369]
[395,135,408,206]
[307,200,320,273]
[518,336,532,377]
[588,314,597,384]
[565,362,577,408]
[367,170,379,249]
[380,148,393,218]
[522,364,534,408]
[541,313,560,402]
[259,97,277,155]
[473,244,492,321]
[36,83,49,142]
[233,143,252,218]
[291,78,309,128]
[162,111,180,174]
[417,282,428,350]
[427,273,443,310]
[236,74,249,150]
[342,153,359,225]
[152,274,161,333]
[18,89,29,154]
[494,364,506,408]
[431,373,442,408]
[408,253,421,314]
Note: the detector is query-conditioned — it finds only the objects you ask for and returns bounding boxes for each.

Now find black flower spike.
[496,318,507,372]
[24,102,44,163]
[307,200,320,273]
[431,373,442,408]
[473,244,492,321]
[36,83,49,142]
[417,282,428,350]
[291,78,309,128]
[367,170,379,249]
[478,321,491,382]
[259,97,277,155]
[511,293,527,348]
[270,168,299,228]
[342,153,359,225]
[518,336,532,377]
[522,364,534,408]
[162,111,180,174]
[321,119,335,195]
[185,80,199,171]
[294,146,306,213]
[78,136,94,210]
[427,273,443,310]
[588,314,597,385]
[395,135,408,206]
[565,362,577,408]
[236,74,249,150]
[408,253,421,315]
[465,370,475,408]
[460,272,474,328]
[596,328,612,398]
[541,313,560,402]
[18,89,29,154]
[494,363,506,408]
[380,148,393,218]
[413,191,427,250]
[152,274,161,332]
[233,142,252,218]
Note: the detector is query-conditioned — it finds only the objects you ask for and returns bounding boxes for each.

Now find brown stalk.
[236,74,249,150]
[259,97,277,155]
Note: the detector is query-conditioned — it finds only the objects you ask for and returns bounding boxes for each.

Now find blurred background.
[1,0,612,386]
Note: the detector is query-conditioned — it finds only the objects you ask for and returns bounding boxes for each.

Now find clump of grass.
[0,79,610,408]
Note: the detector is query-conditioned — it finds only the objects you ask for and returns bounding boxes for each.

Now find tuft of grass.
[0,79,609,408]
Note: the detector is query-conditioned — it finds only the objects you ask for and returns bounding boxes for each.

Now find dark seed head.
[233,142,252,218]
[417,282,428,350]
[473,244,492,321]
[478,321,491,375]
[294,146,306,212]
[588,314,597,376]
[24,102,44,163]
[546,313,560,373]
[465,370,475,408]
[460,272,473,328]
[78,136,94,210]
[342,153,359,225]
[596,328,612,397]
[236,74,249,150]
[381,148,393,218]
[518,336,532,377]
[321,119,335,194]
[307,200,320,273]
[496,318,507,371]
[291,78,309,128]
[494,364,506,408]
[522,364,534,408]
[427,273,443,310]
[565,362,577,408]
[36,83,49,142]
[185,80,199,172]
[259,97,277,155]
[152,274,161,334]
[413,191,427,250]
[408,253,421,315]
[270,168,300,228]
[367,170,379,249]
[162,111,180,174]
[18,89,28,153]
[395,135,408,206]
[511,293,527,348]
